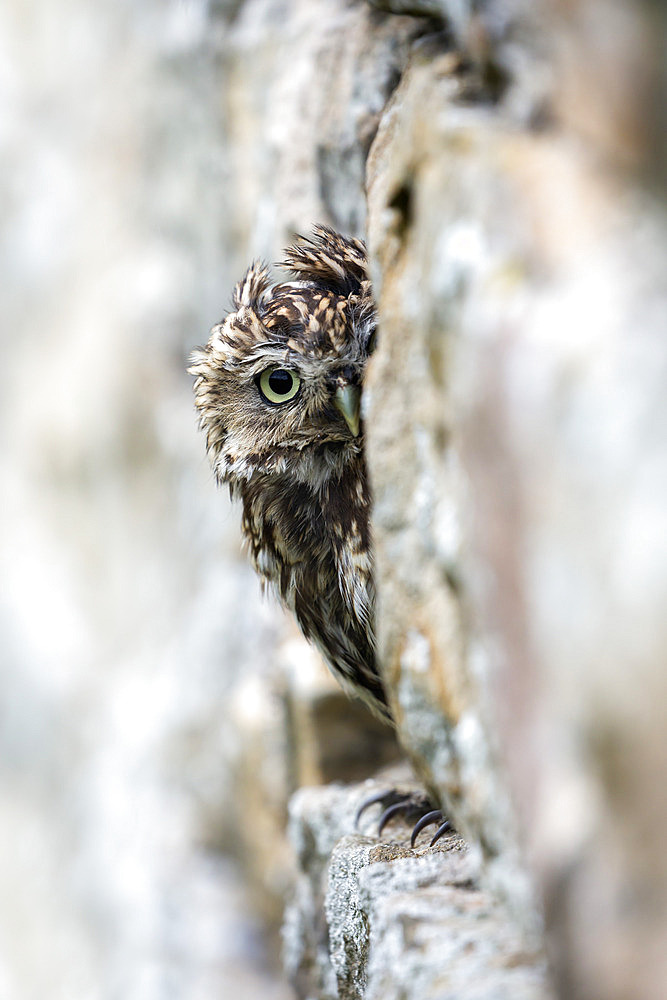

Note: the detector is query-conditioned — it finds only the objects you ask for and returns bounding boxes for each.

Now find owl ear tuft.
[233,262,270,311]
[281,226,368,295]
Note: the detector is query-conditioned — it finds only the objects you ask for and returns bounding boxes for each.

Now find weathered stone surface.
[219,0,433,258]
[366,47,530,906]
[228,635,401,927]
[0,0,420,994]
[211,0,423,930]
[285,780,551,1000]
[367,4,667,999]
[0,1,296,995]
[5,0,666,997]
[548,0,667,189]
[283,639,402,788]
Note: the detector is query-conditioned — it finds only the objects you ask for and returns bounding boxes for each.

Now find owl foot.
[355,790,453,848]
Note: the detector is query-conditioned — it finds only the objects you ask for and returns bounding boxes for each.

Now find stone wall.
[210,1,667,996]
[2,1,666,999]
[365,2,667,998]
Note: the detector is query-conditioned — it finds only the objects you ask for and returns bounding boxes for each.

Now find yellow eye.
[258,366,301,404]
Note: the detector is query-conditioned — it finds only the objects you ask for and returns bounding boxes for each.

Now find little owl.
[190,227,452,845]
[189,226,389,723]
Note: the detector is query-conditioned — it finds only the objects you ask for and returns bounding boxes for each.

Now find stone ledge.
[283,779,552,1000]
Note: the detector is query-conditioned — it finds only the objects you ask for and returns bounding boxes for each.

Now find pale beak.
[334,383,361,437]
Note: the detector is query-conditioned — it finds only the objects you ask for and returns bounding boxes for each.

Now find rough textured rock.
[0,1,421,995]
[228,636,401,927]
[4,0,666,998]
[218,0,433,256]
[0,1,296,996]
[366,3,667,999]
[285,780,551,1000]
[208,0,423,926]
[365,42,536,920]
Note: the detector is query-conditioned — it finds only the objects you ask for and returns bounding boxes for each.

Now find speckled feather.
[189,227,389,721]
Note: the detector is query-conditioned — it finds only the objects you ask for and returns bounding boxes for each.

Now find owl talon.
[409,809,444,848]
[355,788,452,846]
[429,819,453,847]
[355,789,413,828]
[378,800,416,837]
[409,810,453,848]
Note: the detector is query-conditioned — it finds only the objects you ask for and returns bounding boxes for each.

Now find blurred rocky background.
[1,1,666,1000]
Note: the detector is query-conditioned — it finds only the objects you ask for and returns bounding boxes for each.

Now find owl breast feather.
[238,461,389,722]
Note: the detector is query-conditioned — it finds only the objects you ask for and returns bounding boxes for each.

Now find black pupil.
[268,369,293,395]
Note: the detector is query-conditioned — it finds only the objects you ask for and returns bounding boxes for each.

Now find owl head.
[189,226,376,489]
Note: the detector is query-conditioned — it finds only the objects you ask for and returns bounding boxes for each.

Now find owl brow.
[244,344,301,369]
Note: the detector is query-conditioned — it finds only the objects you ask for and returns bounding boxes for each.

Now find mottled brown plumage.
[189,227,389,721]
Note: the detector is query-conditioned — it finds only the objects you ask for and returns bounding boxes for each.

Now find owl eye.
[366,328,378,354]
[258,366,301,404]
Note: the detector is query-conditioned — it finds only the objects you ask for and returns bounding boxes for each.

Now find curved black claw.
[355,789,409,829]
[355,788,453,846]
[409,809,443,848]
[356,789,432,836]
[378,800,415,837]
[409,809,453,848]
[429,818,453,847]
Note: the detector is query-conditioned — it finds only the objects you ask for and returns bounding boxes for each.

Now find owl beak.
[334,384,361,437]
